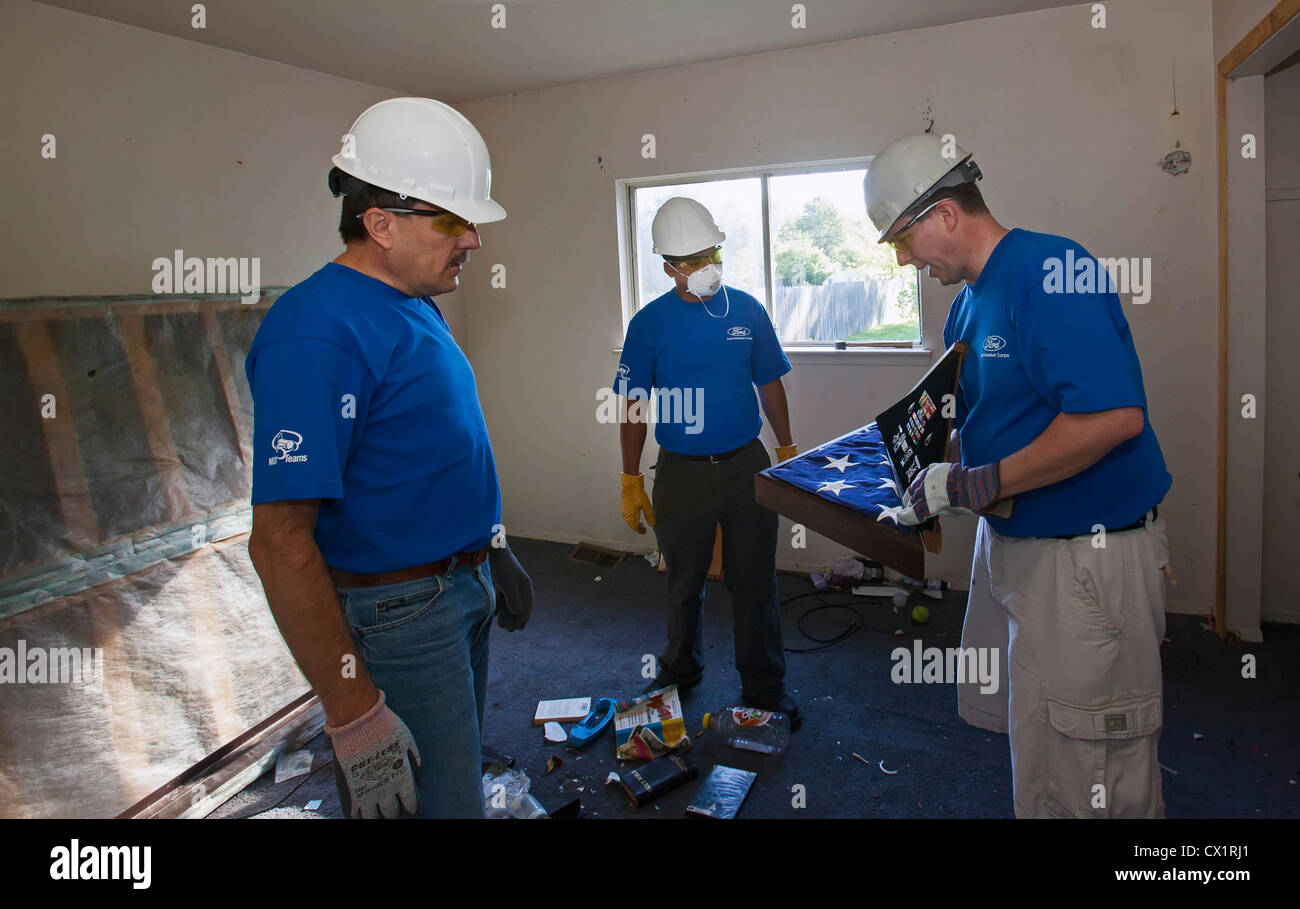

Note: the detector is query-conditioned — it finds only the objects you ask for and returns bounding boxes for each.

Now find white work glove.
[897,461,1001,526]
[326,690,421,819]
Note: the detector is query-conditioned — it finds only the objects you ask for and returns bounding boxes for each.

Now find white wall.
[1217,0,1298,639]
[1262,61,1300,624]
[457,0,1220,614]
[0,0,450,328]
[1225,74,1267,641]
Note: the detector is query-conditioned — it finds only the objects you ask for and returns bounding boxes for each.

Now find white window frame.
[615,156,926,352]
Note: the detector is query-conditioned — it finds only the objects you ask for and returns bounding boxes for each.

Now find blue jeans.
[335,556,494,818]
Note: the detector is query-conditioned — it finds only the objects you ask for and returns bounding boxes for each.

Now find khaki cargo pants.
[957,511,1171,818]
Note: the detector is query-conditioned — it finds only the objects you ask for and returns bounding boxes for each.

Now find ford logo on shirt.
[983,335,1006,352]
[727,326,752,340]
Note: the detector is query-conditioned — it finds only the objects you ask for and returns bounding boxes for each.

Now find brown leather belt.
[328,548,489,589]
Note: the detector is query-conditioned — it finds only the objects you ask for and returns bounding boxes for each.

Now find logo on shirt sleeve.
[269,429,308,465]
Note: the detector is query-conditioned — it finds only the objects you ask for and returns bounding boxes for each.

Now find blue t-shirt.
[245,263,501,573]
[943,228,1171,537]
[615,286,791,456]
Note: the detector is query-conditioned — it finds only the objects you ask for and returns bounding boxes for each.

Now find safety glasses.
[886,199,942,252]
[370,207,478,237]
[670,248,723,272]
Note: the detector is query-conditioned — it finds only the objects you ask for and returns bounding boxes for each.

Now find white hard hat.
[651,197,726,256]
[331,97,506,223]
[863,133,982,242]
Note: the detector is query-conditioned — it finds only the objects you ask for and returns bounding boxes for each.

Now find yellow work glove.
[776,443,799,463]
[620,472,656,533]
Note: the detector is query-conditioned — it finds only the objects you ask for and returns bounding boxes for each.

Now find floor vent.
[567,542,625,568]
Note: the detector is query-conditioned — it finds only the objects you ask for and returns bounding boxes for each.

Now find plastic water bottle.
[508,793,549,819]
[702,707,790,755]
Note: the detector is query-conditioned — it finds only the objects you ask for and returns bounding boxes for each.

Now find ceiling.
[1227,11,1300,77]
[35,0,1078,102]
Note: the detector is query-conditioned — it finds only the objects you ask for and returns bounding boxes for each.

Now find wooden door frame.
[1215,0,1300,636]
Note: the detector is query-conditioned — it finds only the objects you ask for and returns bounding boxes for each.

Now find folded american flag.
[767,423,919,533]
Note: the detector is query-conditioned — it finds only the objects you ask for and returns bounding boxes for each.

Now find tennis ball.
[912,605,930,624]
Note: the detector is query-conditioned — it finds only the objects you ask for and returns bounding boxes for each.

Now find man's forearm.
[250,535,379,727]
[619,397,649,474]
[758,380,793,447]
[995,408,1143,499]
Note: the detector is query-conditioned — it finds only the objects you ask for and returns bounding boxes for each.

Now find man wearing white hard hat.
[864,133,1172,817]
[245,97,532,819]
[616,197,801,724]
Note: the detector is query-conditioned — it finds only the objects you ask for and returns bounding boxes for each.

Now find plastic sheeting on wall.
[0,292,309,818]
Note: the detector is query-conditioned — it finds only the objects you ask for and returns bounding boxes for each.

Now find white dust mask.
[686,263,723,298]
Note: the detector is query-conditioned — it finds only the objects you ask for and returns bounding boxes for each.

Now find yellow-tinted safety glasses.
[374,207,477,237]
[670,248,723,272]
[886,199,942,252]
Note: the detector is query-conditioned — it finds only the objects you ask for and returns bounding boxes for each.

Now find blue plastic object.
[567,697,617,749]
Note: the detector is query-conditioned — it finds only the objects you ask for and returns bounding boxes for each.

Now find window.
[622,159,921,347]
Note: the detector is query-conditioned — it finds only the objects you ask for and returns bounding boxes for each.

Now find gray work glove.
[325,690,421,819]
[489,543,534,631]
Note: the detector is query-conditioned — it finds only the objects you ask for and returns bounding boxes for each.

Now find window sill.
[611,346,935,361]
[785,345,933,360]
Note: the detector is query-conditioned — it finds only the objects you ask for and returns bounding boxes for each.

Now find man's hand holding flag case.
[895,461,1002,526]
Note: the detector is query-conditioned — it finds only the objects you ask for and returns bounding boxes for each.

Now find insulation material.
[0,536,305,817]
[0,293,310,818]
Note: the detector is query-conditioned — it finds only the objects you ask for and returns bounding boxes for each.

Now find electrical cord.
[777,569,909,654]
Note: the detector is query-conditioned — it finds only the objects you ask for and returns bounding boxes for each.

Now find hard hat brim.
[445,197,507,224]
[655,242,724,258]
[329,153,506,223]
[875,153,979,243]
[652,232,726,257]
